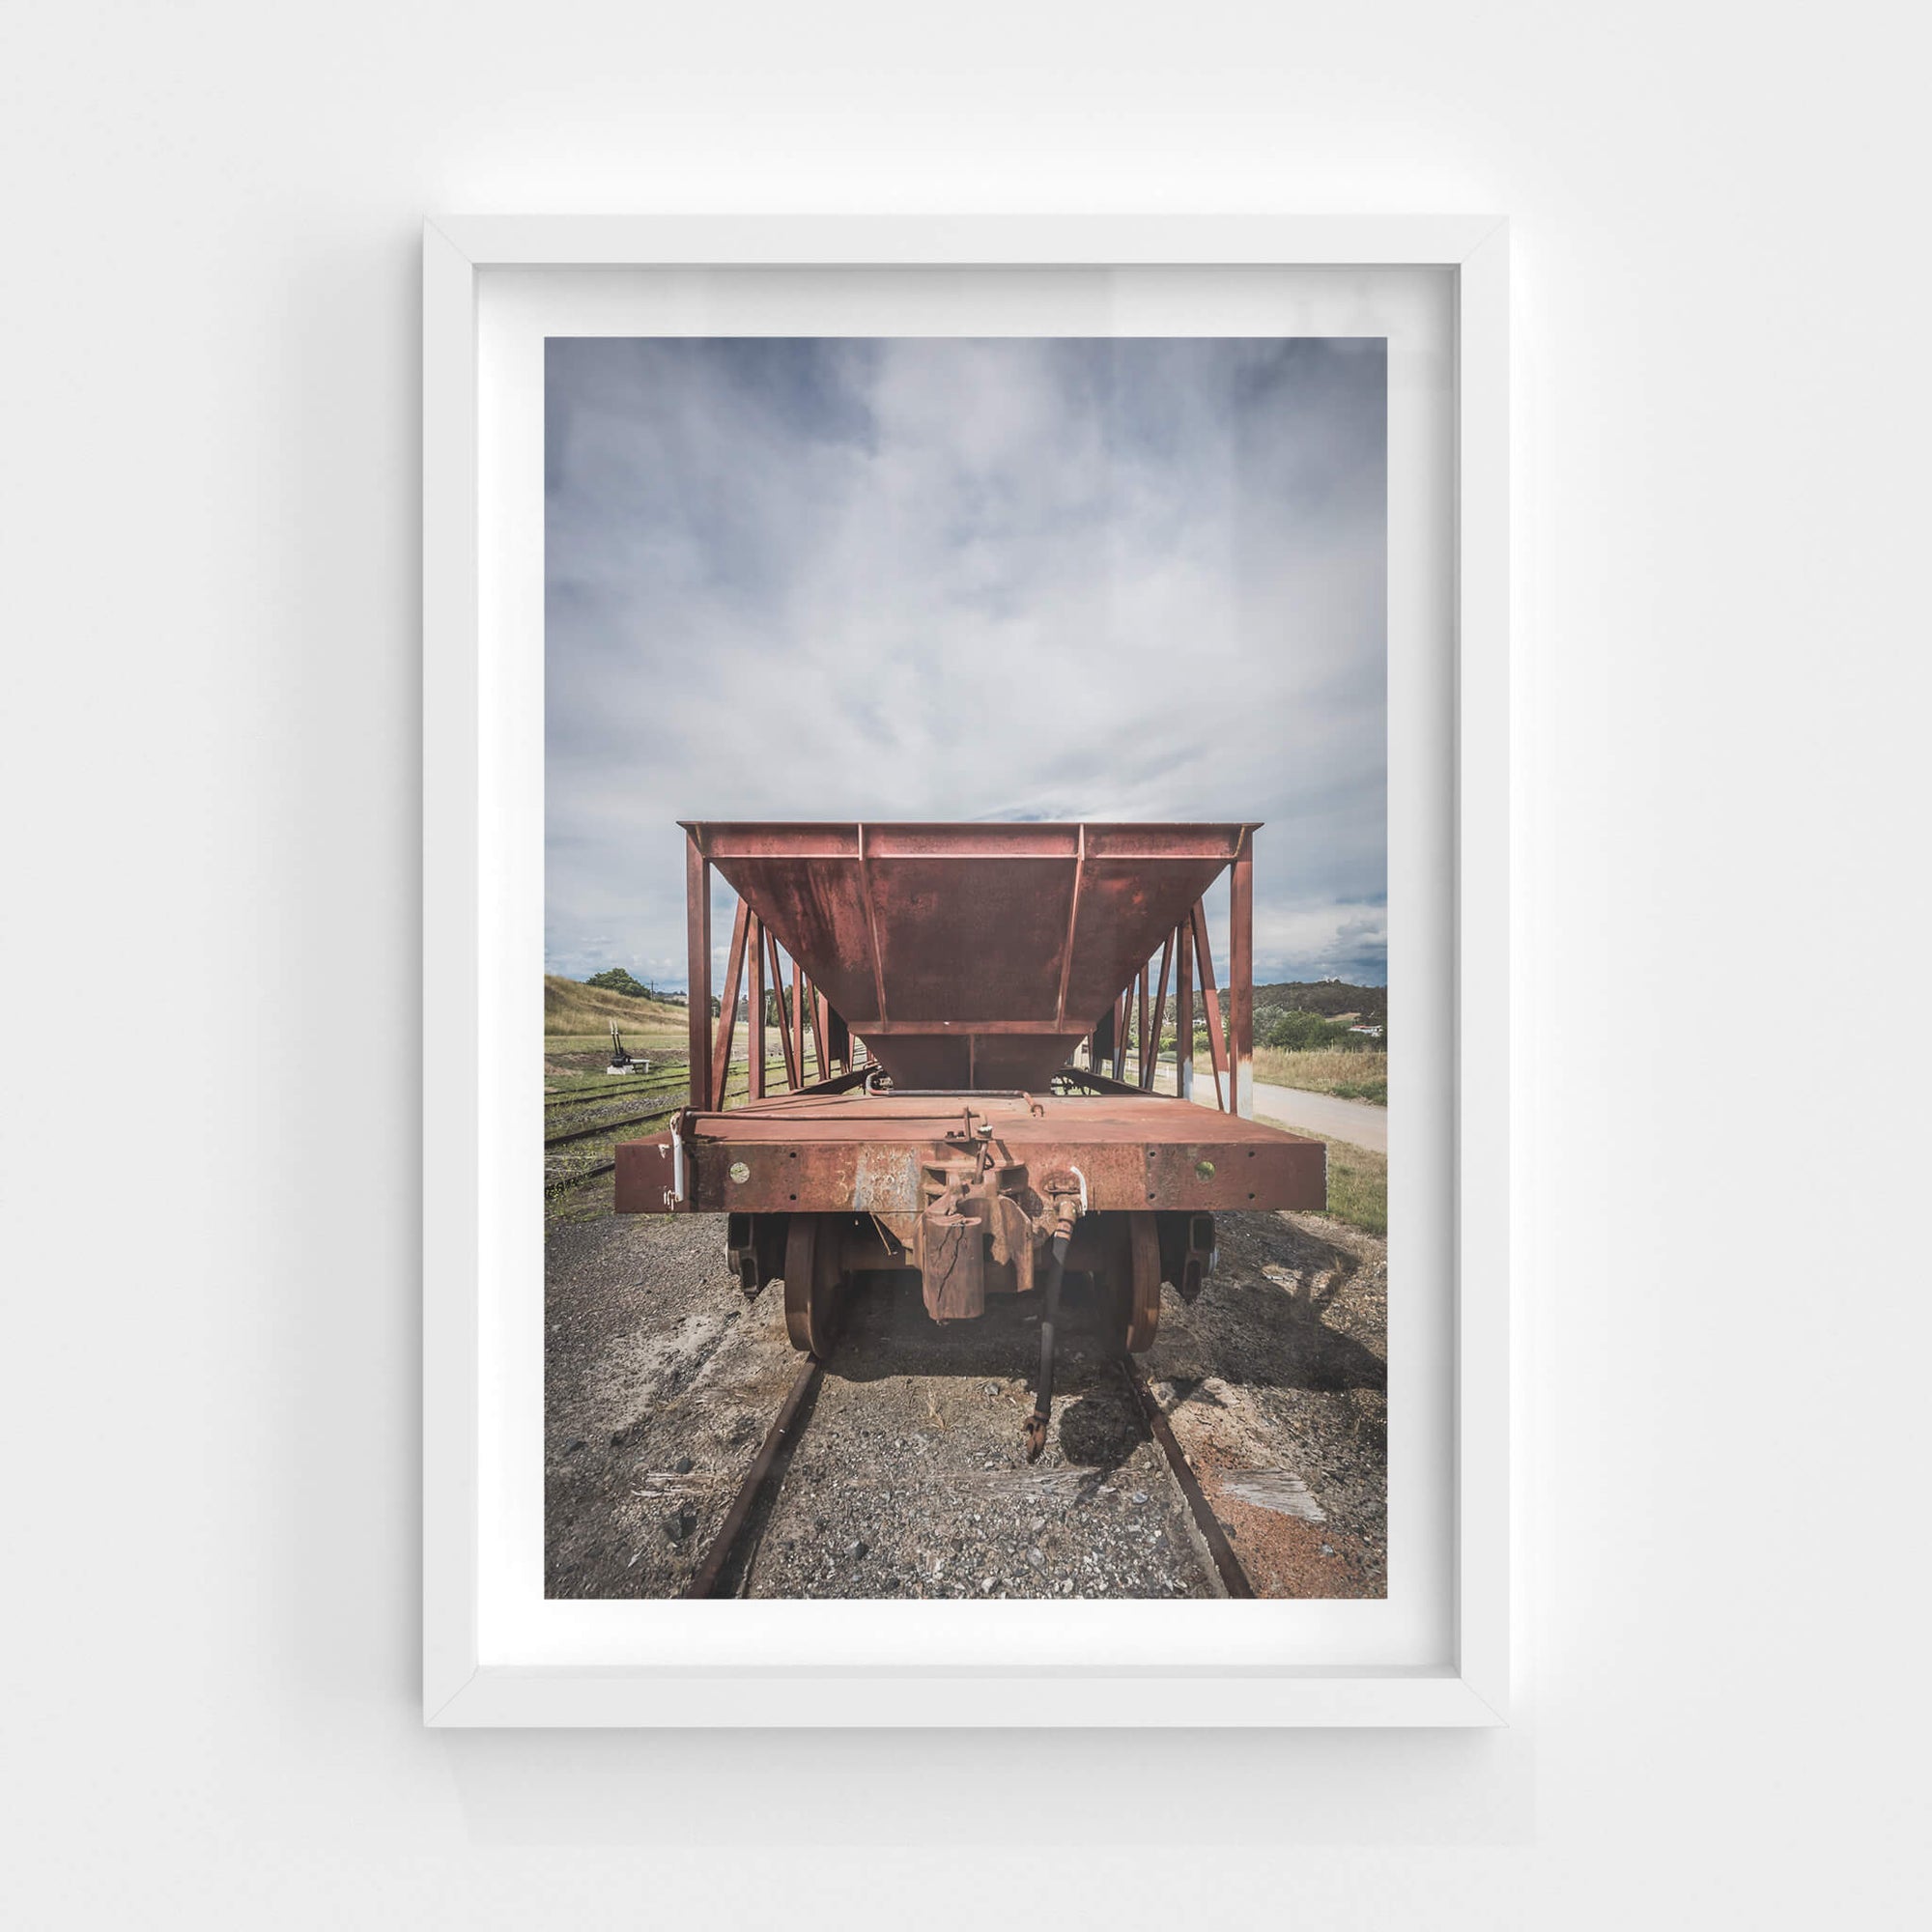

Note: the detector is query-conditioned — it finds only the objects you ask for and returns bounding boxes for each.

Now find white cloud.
[546,338,1386,988]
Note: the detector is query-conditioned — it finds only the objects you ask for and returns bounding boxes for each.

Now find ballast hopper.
[618,820,1325,1461]
[693,820,1242,1091]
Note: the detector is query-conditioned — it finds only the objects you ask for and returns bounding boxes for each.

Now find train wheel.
[783,1213,847,1358]
[1102,1212,1162,1355]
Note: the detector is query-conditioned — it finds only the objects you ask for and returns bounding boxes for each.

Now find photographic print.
[542,335,1389,1601]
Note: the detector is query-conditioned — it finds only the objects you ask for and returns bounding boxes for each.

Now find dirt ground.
[546,1201,1385,1601]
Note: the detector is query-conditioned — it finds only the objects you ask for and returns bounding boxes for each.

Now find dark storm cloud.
[545,336,1387,989]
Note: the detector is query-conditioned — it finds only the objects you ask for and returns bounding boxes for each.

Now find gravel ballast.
[546,1207,1386,1600]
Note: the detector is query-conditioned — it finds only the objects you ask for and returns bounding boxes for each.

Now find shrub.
[1260,1008,1350,1051]
[585,967,651,999]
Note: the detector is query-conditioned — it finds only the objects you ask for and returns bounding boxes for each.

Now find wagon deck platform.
[615,1086,1325,1219]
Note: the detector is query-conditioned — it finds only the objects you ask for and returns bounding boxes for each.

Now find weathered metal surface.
[919,1199,986,1321]
[612,1088,1324,1218]
[1161,1209,1215,1303]
[851,1140,919,1214]
[782,1213,845,1356]
[684,821,1255,1091]
[725,1209,788,1298]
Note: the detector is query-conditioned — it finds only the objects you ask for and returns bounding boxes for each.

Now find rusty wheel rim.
[782,1213,845,1357]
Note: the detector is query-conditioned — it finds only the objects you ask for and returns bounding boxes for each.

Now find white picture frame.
[424,214,1511,1727]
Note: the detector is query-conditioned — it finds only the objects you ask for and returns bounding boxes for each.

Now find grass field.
[1252,1044,1387,1105]
[545,974,691,1045]
[543,1055,794,1226]
[1258,1114,1386,1236]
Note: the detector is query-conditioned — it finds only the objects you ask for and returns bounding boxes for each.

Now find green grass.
[1330,1079,1388,1104]
[544,1037,690,1058]
[544,974,691,1043]
[545,1060,789,1115]
[541,1061,791,1228]
[1252,1044,1388,1105]
[1259,1113,1386,1236]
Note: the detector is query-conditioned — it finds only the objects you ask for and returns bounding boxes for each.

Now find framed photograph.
[424,215,1510,1726]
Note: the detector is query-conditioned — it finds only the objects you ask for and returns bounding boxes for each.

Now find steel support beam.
[1176,916,1195,1103]
[748,911,765,1101]
[767,929,799,1090]
[710,896,751,1110]
[1190,899,1231,1113]
[1231,829,1254,1120]
[1141,933,1173,1093]
[792,956,807,1091]
[1054,822,1086,1026]
[1128,966,1144,1090]
[811,987,832,1081]
[685,833,712,1114]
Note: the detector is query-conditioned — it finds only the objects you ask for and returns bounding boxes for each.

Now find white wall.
[4,5,1925,1926]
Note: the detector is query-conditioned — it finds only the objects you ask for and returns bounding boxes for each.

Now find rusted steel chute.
[685,820,1253,1097]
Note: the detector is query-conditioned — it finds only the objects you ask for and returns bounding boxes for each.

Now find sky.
[546,336,1387,991]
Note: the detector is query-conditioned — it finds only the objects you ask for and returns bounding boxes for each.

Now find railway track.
[548,1157,617,1195]
[545,1102,678,1150]
[543,1061,793,1182]
[546,1076,681,1110]
[546,1057,796,1110]
[1120,1357,1254,1598]
[679,1346,1256,1601]
[546,1066,696,1108]
[682,1357,824,1599]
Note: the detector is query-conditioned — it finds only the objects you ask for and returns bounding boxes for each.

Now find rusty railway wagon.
[615,821,1325,1457]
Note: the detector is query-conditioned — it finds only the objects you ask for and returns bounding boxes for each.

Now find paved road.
[1132,1061,1388,1152]
[1240,1080,1386,1151]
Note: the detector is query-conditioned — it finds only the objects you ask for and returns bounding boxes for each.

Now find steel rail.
[1121,1358,1256,1599]
[682,1355,824,1600]
[544,1102,680,1150]
[545,1070,689,1107]
[545,1156,615,1192]
[544,1087,755,1149]
[544,1066,791,1144]
[546,1058,787,1108]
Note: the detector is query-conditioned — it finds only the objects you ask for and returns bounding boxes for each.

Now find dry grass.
[544,974,690,1041]
[1252,1044,1387,1105]
[1258,1114,1387,1236]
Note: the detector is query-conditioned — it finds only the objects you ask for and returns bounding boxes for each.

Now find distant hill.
[1248,980,1387,1026]
[544,974,689,1037]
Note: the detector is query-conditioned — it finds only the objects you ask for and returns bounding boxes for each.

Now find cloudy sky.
[546,336,1386,991]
